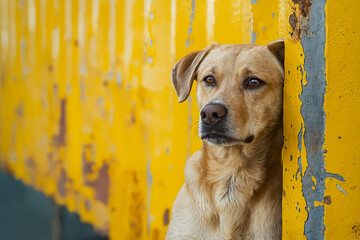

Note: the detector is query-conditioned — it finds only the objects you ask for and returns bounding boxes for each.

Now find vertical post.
[283,0,360,239]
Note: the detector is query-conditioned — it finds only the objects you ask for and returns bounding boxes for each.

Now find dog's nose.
[200,104,227,126]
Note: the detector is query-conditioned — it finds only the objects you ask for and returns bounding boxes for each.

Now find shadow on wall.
[0,169,108,240]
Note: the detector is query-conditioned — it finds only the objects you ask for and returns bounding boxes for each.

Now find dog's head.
[171,40,284,146]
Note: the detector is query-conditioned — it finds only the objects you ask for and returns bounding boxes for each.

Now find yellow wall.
[0,0,358,239]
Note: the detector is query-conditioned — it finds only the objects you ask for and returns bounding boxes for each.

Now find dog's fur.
[166,40,284,240]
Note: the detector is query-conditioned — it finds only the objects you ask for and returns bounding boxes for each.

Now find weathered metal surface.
[283,0,360,239]
[0,1,283,239]
[1,0,358,239]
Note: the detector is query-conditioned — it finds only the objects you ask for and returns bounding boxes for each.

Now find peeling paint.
[85,162,110,204]
[206,0,215,44]
[147,157,153,235]
[58,168,68,198]
[52,99,66,147]
[336,184,347,195]
[251,31,257,45]
[163,209,169,226]
[295,123,303,180]
[186,0,196,48]
[298,0,328,238]
[16,101,24,117]
[51,26,59,59]
[292,0,312,17]
[116,72,122,87]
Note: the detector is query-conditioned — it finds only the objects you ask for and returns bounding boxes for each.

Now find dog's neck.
[197,126,283,237]
[201,124,283,194]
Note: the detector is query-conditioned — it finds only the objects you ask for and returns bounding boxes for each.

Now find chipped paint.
[52,99,66,147]
[85,162,110,204]
[51,27,59,59]
[206,0,215,44]
[336,184,347,195]
[163,208,170,226]
[295,124,303,180]
[185,0,196,48]
[147,157,153,235]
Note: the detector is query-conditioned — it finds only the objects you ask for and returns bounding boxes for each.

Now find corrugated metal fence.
[0,0,359,239]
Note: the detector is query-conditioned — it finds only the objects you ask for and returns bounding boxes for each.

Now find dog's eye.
[246,78,263,88]
[203,76,216,85]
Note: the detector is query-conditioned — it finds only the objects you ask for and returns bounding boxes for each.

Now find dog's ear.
[266,39,284,67]
[171,43,217,103]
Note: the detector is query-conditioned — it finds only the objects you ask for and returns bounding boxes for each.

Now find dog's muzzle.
[199,103,254,145]
[199,103,233,145]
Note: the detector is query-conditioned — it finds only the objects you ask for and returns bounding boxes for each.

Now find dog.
[166,39,284,240]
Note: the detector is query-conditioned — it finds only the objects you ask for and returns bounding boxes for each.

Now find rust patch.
[48,65,53,72]
[25,157,35,168]
[133,171,139,184]
[289,13,298,32]
[289,0,312,42]
[84,198,92,211]
[128,171,144,239]
[289,13,302,42]
[82,144,95,176]
[163,208,170,226]
[74,40,79,47]
[129,221,137,229]
[16,101,24,117]
[352,223,360,238]
[292,0,312,17]
[47,152,58,174]
[1,160,12,175]
[85,162,109,204]
[58,168,67,197]
[26,157,36,184]
[52,99,67,147]
[129,108,136,125]
[323,195,331,205]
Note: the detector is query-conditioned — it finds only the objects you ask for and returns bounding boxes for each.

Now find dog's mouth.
[201,132,254,145]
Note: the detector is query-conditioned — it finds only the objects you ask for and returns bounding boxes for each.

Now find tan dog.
[166,40,284,240]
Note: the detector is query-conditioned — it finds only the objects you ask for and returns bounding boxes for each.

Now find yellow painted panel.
[324,1,360,239]
[5,0,359,239]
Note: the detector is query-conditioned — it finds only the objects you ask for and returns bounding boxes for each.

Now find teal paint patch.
[0,170,107,240]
